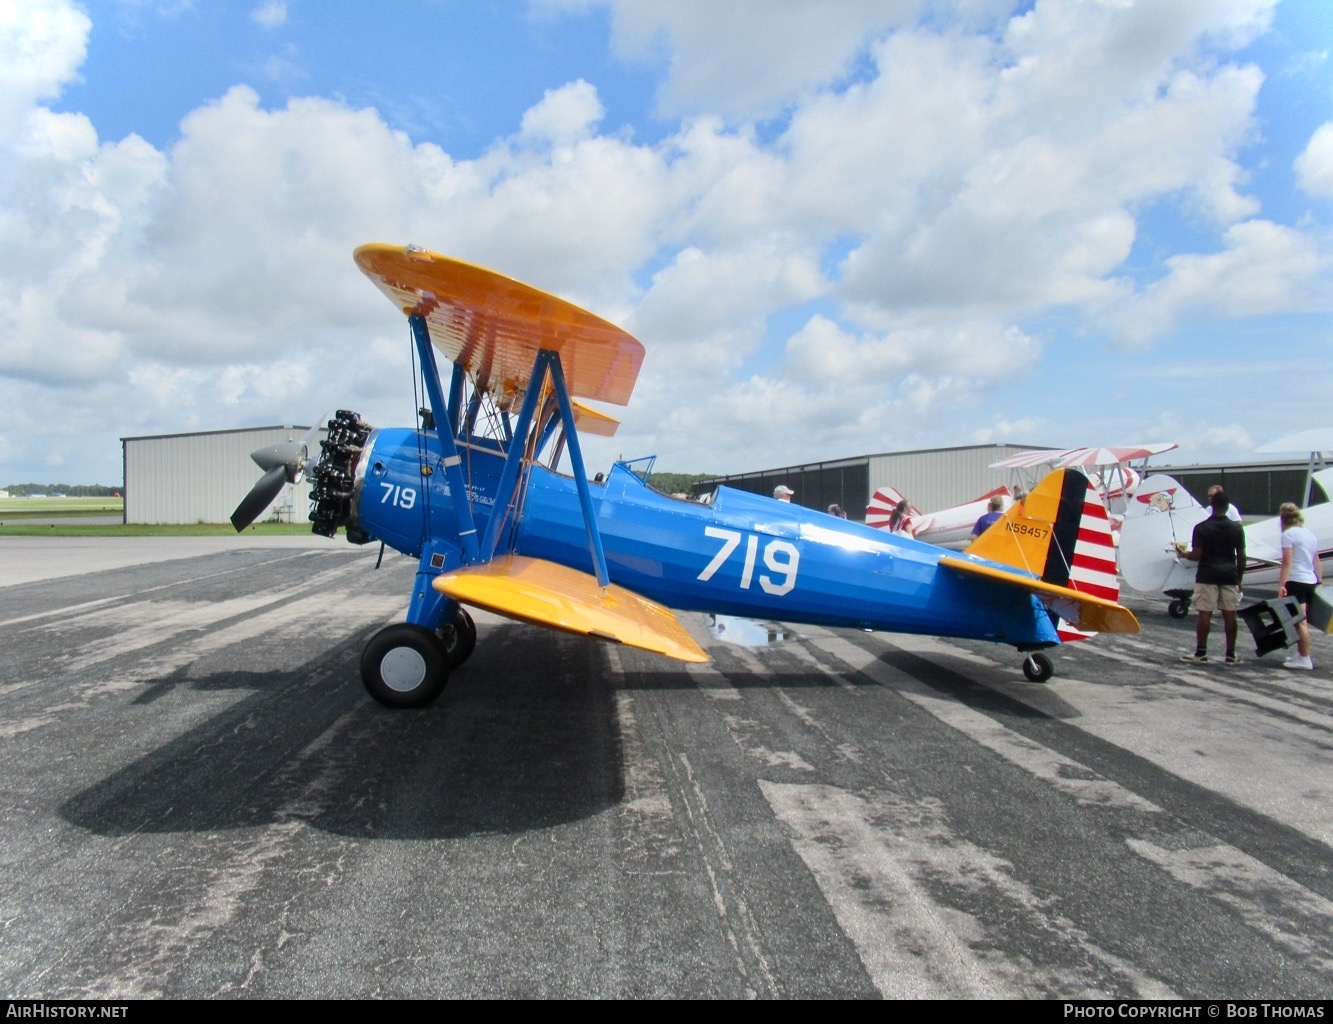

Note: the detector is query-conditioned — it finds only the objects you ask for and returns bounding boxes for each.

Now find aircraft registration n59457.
[231,244,1137,706]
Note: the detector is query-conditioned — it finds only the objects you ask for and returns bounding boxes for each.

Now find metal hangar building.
[693,445,1326,522]
[121,426,316,526]
[693,444,1048,521]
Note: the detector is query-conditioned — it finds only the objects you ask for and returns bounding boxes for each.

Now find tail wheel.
[1022,652,1054,683]
[1168,599,1190,619]
[361,623,449,708]
[437,606,477,668]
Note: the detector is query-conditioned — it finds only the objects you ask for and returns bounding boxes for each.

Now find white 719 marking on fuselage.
[697,526,800,596]
[380,483,417,509]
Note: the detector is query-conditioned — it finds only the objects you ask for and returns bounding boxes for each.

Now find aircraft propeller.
[230,440,310,531]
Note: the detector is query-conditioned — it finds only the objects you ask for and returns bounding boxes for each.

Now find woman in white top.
[1277,502,1321,670]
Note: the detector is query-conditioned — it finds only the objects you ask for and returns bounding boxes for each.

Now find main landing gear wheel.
[361,623,450,708]
[1022,652,1054,683]
[1168,599,1191,619]
[437,606,477,668]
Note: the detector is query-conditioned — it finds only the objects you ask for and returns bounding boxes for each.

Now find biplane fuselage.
[231,244,1136,705]
[353,425,1062,647]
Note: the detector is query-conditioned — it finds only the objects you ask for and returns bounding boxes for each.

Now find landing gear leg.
[1022,652,1054,683]
[437,605,477,668]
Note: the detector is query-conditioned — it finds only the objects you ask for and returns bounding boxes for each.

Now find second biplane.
[232,244,1139,705]
[865,444,1178,548]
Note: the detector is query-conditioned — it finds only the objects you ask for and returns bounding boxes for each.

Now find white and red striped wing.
[866,486,921,533]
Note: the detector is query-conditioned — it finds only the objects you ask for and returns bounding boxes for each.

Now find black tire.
[1168,599,1190,619]
[437,606,477,668]
[361,623,449,708]
[1022,652,1054,683]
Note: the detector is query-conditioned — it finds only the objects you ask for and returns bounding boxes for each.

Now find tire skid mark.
[688,652,822,774]
[683,623,1174,997]
[607,648,680,855]
[671,752,780,999]
[1093,627,1333,714]
[32,713,362,999]
[0,550,337,628]
[1151,673,1333,736]
[1126,840,1333,971]
[775,643,865,764]
[34,558,373,664]
[811,629,1333,976]
[812,632,1160,812]
[840,630,1333,848]
[616,656,782,999]
[761,781,1175,999]
[0,589,404,738]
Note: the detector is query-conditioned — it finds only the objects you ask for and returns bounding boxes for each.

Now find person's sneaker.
[1283,654,1314,670]
[1224,653,1240,666]
[1180,652,1208,663]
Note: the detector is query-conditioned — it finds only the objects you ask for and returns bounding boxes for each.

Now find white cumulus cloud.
[1295,121,1333,197]
[0,0,1325,482]
[251,2,287,30]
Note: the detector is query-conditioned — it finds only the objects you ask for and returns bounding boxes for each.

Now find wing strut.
[476,352,550,562]
[409,314,480,564]
[548,353,611,588]
[473,348,612,588]
[446,361,466,436]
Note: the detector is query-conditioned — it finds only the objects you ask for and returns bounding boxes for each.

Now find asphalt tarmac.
[0,536,1329,999]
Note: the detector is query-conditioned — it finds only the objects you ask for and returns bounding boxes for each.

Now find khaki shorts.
[1193,583,1240,613]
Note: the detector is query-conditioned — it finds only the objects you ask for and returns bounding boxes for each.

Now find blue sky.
[55,3,663,156]
[2,0,1331,487]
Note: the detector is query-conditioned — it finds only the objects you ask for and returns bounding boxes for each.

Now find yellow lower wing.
[432,555,708,663]
[939,556,1140,634]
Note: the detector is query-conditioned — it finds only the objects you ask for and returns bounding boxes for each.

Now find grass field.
[0,496,313,536]
[0,496,123,518]
[0,522,315,537]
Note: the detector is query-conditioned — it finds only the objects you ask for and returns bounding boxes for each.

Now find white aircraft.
[866,444,1178,550]
[865,483,1012,549]
[1255,428,1333,508]
[1119,460,1333,619]
[990,444,1179,518]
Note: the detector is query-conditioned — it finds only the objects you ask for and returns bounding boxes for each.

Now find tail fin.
[964,468,1120,603]
[943,468,1134,634]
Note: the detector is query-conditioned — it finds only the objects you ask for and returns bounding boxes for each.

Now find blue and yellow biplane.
[231,244,1138,706]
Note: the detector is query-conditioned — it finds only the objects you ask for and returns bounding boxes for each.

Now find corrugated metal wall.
[1156,461,1329,517]
[123,426,316,525]
[694,458,870,517]
[866,444,1045,514]
[694,444,1047,521]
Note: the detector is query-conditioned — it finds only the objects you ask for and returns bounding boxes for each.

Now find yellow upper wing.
[355,243,644,407]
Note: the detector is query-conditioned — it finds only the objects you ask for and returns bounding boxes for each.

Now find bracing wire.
[409,323,431,538]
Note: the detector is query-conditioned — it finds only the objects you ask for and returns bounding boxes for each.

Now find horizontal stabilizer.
[433,555,708,663]
[939,556,1140,634]
[1310,589,1333,635]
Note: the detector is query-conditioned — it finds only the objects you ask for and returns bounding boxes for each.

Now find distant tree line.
[645,471,713,497]
[3,483,123,497]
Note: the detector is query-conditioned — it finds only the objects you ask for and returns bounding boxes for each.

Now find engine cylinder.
[310,409,373,539]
